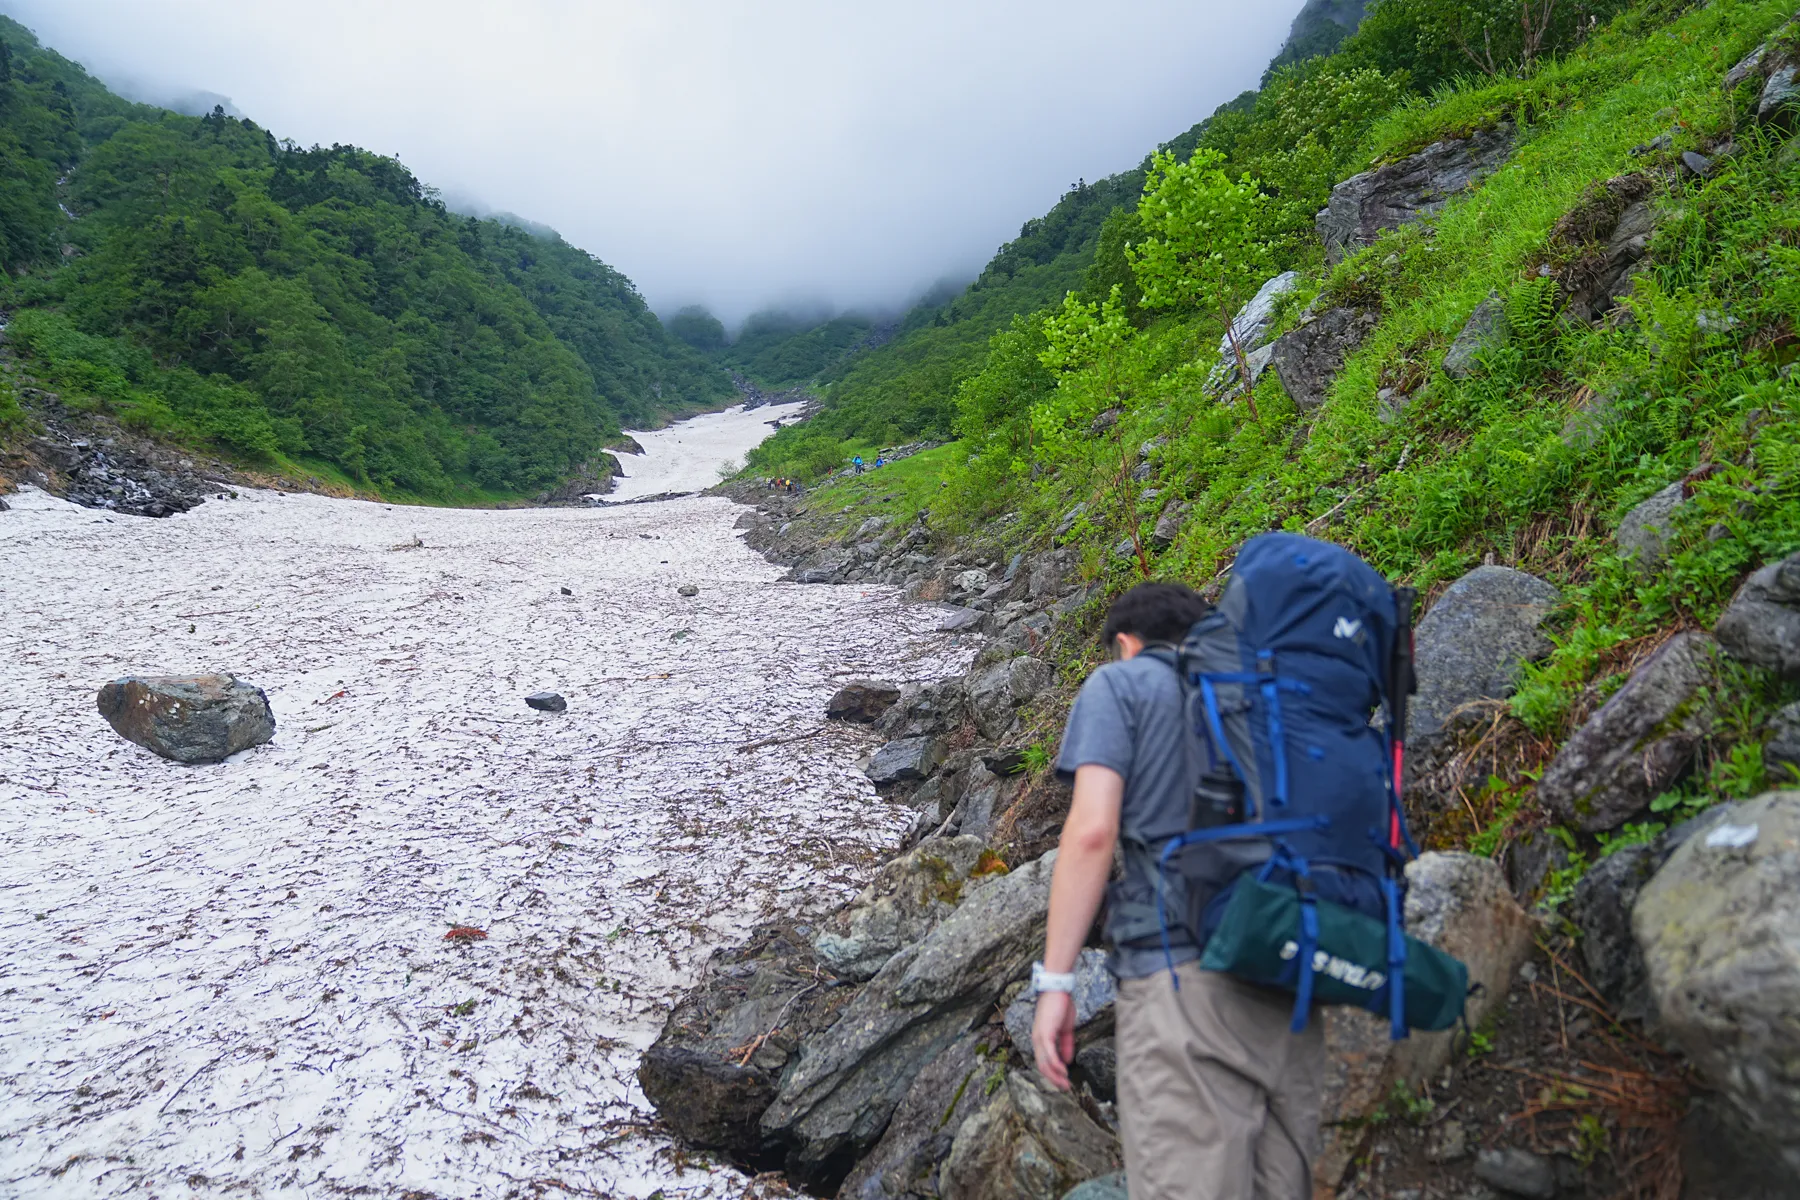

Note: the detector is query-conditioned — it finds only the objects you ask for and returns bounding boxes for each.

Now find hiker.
[1031,581,1323,1199]
[852,455,864,475]
[1032,543,1454,1200]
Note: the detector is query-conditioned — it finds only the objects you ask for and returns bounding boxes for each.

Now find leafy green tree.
[1128,148,1272,319]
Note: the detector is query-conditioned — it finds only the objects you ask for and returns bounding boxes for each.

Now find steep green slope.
[746,172,1141,475]
[0,15,729,499]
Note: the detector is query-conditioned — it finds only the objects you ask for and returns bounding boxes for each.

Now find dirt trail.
[0,472,969,1196]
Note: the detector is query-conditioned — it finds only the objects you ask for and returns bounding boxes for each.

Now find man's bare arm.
[1033,764,1122,1089]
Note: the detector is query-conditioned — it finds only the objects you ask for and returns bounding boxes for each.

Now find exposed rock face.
[1316,853,1534,1189]
[814,836,992,982]
[638,919,849,1162]
[941,1071,1121,1200]
[1538,632,1721,833]
[1568,843,1662,1020]
[1408,566,1559,745]
[536,454,620,504]
[1765,700,1800,780]
[1617,482,1686,577]
[1315,126,1514,261]
[1473,1147,1558,1199]
[1269,306,1379,410]
[828,680,903,724]
[1002,947,1116,1061]
[1208,271,1300,397]
[759,852,1058,1190]
[1634,791,1800,1182]
[836,1032,997,1200]
[95,674,275,764]
[967,656,1054,741]
[867,737,946,788]
[1715,550,1800,679]
[1441,293,1507,379]
[879,679,968,740]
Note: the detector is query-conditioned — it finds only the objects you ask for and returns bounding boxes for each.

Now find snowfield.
[0,419,969,1197]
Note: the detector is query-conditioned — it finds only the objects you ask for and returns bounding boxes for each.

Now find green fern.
[1505,276,1561,358]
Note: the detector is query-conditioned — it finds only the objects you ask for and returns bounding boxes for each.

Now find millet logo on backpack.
[1332,616,1363,640]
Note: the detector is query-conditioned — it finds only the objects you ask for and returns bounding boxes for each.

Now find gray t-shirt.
[1056,652,1200,978]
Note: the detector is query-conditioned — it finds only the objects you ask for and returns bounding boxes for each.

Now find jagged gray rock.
[638,918,846,1160]
[941,1071,1121,1200]
[1151,501,1189,550]
[1568,843,1661,1020]
[1617,482,1685,577]
[1062,1172,1128,1200]
[95,674,276,764]
[878,679,968,739]
[1538,632,1721,833]
[1316,126,1514,261]
[1473,1147,1558,1199]
[868,737,946,788]
[1635,791,1800,1182]
[759,852,1058,1189]
[1764,701,1800,781]
[1207,271,1300,397]
[1715,550,1800,679]
[828,680,903,724]
[1269,306,1379,410]
[836,1032,996,1200]
[1442,294,1507,379]
[1408,566,1559,745]
[814,836,992,982]
[525,691,567,713]
[967,656,1054,741]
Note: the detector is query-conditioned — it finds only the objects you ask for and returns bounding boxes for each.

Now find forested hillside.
[0,16,731,499]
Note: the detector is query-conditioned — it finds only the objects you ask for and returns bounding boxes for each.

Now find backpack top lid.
[1223,532,1396,702]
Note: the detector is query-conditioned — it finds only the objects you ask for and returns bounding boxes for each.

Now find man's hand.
[1032,989,1078,1090]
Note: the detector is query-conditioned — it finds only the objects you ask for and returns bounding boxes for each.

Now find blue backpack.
[1149,533,1466,1039]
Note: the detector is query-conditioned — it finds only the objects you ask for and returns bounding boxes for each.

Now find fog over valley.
[3,0,1297,325]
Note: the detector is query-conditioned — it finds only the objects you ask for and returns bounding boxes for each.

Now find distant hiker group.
[767,477,800,493]
[1032,533,1467,1199]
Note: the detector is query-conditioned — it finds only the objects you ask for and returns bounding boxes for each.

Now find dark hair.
[1101,582,1210,649]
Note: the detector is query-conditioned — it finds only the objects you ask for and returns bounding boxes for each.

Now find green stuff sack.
[1198,875,1469,1033]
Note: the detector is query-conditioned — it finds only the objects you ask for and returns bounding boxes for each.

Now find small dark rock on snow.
[526,692,567,713]
[678,584,700,597]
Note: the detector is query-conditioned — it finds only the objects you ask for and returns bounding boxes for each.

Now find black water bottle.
[1191,769,1245,829]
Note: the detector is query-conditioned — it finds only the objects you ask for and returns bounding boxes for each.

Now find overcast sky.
[6,1,1298,326]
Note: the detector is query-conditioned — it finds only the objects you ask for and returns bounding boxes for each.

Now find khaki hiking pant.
[1115,962,1324,1200]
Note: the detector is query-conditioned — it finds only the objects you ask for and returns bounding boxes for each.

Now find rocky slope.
[645,24,1800,1198]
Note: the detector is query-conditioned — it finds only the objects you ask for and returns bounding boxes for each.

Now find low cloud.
[5,0,1295,323]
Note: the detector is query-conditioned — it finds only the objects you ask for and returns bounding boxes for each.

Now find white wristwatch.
[1032,961,1076,994]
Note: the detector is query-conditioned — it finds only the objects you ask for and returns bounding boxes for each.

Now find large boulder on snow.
[1408,566,1559,746]
[759,852,1058,1190]
[96,674,275,764]
[1538,632,1720,833]
[829,679,903,724]
[1716,549,1800,679]
[1316,853,1534,1189]
[1316,125,1514,262]
[941,1070,1122,1200]
[1268,306,1379,411]
[1634,791,1800,1182]
[813,836,995,982]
